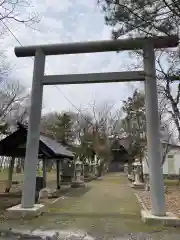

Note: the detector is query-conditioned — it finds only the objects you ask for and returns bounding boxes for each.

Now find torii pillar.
[143,42,165,216]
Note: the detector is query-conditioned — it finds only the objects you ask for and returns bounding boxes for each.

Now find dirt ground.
[0,174,180,238]
[0,171,57,212]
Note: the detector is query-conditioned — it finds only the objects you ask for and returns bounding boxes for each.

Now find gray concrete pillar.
[143,42,166,216]
[21,49,45,208]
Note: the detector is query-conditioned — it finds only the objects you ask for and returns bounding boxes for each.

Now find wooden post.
[42,158,47,188]
[5,157,15,193]
[56,160,60,189]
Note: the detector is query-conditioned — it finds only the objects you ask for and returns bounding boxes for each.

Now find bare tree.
[9,93,30,125]
[0,0,39,31]
[87,101,117,175]
[97,0,180,142]
[127,48,180,142]
[0,80,29,172]
[74,111,93,144]
[0,79,27,117]
[156,50,180,141]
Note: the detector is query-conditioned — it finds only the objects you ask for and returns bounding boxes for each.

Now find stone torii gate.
[13,36,178,219]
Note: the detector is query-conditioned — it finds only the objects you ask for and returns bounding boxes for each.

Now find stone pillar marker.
[143,42,166,216]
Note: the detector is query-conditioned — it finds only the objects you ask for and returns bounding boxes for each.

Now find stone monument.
[61,158,73,185]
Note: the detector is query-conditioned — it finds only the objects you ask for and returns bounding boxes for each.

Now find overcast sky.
[1,0,142,114]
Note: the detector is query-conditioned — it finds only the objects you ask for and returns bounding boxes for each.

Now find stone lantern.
[75,159,82,182]
[131,162,144,189]
[71,158,85,188]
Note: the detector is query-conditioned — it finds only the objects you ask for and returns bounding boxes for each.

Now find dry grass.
[37,174,167,234]
[0,170,57,189]
[0,170,56,181]
[164,179,179,186]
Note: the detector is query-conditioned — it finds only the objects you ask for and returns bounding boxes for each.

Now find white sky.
[1,0,142,114]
